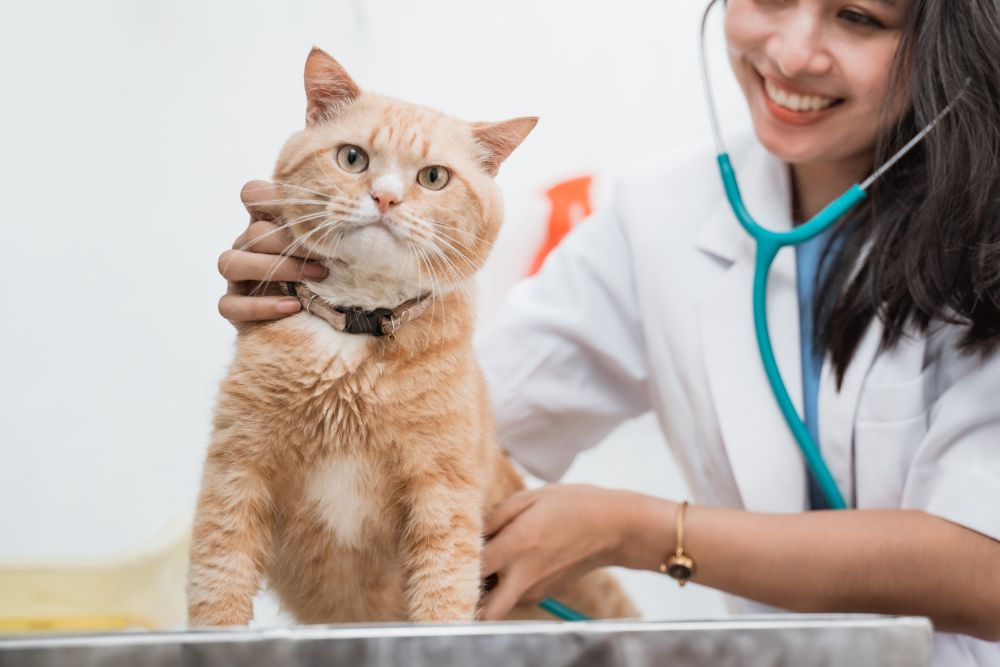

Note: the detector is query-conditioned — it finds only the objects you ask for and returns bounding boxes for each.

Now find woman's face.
[725,0,910,168]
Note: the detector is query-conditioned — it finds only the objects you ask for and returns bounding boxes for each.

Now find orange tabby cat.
[187,48,637,625]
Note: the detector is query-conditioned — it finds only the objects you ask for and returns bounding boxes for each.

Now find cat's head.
[273,48,536,304]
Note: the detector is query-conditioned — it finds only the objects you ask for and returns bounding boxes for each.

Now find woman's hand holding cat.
[217,181,329,328]
[479,484,672,620]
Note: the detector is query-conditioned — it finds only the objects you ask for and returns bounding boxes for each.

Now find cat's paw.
[187,604,253,628]
[408,600,477,624]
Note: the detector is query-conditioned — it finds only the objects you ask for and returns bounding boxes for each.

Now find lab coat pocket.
[855,371,932,425]
[853,371,931,508]
[853,413,928,508]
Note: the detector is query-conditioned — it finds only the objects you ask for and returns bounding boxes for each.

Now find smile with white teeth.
[764,78,840,112]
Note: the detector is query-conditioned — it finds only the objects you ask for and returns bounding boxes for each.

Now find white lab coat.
[477,132,1000,666]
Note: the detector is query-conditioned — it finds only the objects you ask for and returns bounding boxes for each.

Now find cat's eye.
[336,145,369,173]
[417,165,450,191]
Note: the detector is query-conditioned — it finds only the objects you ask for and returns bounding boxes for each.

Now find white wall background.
[0,0,749,623]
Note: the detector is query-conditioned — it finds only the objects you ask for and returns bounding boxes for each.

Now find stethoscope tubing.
[719,155,867,509]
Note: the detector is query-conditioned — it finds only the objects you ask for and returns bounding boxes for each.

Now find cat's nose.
[371,190,400,215]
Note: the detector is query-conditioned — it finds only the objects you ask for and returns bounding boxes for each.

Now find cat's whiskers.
[413,231,452,296]
[251,216,348,295]
[425,245,447,335]
[408,245,426,306]
[233,214,346,286]
[410,244,432,326]
[283,215,348,261]
[430,225,480,254]
[290,200,363,261]
[401,212,482,281]
[414,244,445,332]
[421,243,469,302]
[226,209,333,281]
[399,212,483,270]
[248,198,330,208]
[429,219,477,242]
[271,180,342,200]
[405,245,433,348]
[430,232,483,276]
[397,219,478,333]
[236,199,356,257]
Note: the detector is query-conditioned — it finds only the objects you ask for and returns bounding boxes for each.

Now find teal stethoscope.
[699,0,961,509]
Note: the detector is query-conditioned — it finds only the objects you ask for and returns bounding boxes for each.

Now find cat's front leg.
[400,475,484,623]
[187,450,275,627]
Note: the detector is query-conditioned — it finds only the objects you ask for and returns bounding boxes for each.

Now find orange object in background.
[527,175,593,276]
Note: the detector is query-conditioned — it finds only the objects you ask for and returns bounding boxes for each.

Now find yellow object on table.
[0,516,190,633]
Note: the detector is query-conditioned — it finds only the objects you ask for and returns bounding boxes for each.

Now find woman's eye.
[417,165,450,191]
[839,9,883,28]
[336,145,369,173]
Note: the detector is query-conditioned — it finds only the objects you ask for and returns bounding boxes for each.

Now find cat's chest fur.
[265,315,399,547]
[282,311,372,376]
[303,454,382,548]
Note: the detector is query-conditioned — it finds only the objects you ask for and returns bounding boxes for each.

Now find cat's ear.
[470,117,538,177]
[304,47,360,126]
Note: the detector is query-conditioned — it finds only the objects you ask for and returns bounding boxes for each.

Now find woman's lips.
[759,74,844,127]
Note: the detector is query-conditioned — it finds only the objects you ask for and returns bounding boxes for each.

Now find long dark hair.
[817,0,1000,385]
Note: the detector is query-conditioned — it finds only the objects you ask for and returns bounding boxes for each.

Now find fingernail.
[276,298,301,314]
[303,262,327,279]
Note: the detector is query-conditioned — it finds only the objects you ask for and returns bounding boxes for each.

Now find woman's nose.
[765,16,833,79]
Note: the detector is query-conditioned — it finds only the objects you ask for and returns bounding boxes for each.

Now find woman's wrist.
[611,491,678,572]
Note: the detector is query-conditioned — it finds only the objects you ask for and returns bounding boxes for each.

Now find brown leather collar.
[281,282,432,338]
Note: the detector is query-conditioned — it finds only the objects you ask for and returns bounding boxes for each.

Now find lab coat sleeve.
[901,333,1000,541]
[475,199,650,481]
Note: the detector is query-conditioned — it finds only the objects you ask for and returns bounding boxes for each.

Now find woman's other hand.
[217,180,328,330]
[479,484,669,620]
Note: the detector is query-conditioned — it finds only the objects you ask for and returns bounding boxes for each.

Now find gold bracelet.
[660,500,696,587]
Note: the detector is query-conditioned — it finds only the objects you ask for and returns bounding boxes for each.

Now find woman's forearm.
[615,493,1000,640]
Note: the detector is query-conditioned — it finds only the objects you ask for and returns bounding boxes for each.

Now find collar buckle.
[336,306,394,337]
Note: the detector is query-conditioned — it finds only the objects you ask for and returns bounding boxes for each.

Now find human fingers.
[218,249,327,284]
[481,520,521,585]
[237,220,322,263]
[218,293,301,324]
[521,556,604,605]
[478,566,529,621]
[480,526,590,620]
[241,180,283,222]
[236,220,291,254]
[483,489,539,538]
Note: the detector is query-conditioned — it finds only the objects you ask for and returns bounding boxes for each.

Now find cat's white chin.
[331,228,412,271]
[349,221,405,246]
[298,222,470,309]
[298,221,409,271]
[304,244,431,311]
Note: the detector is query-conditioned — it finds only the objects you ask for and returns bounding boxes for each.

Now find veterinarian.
[216,0,1000,663]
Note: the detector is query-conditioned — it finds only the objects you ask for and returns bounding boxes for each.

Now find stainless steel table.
[0,615,933,666]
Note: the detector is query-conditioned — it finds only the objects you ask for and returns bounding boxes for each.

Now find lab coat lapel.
[694,142,808,512]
